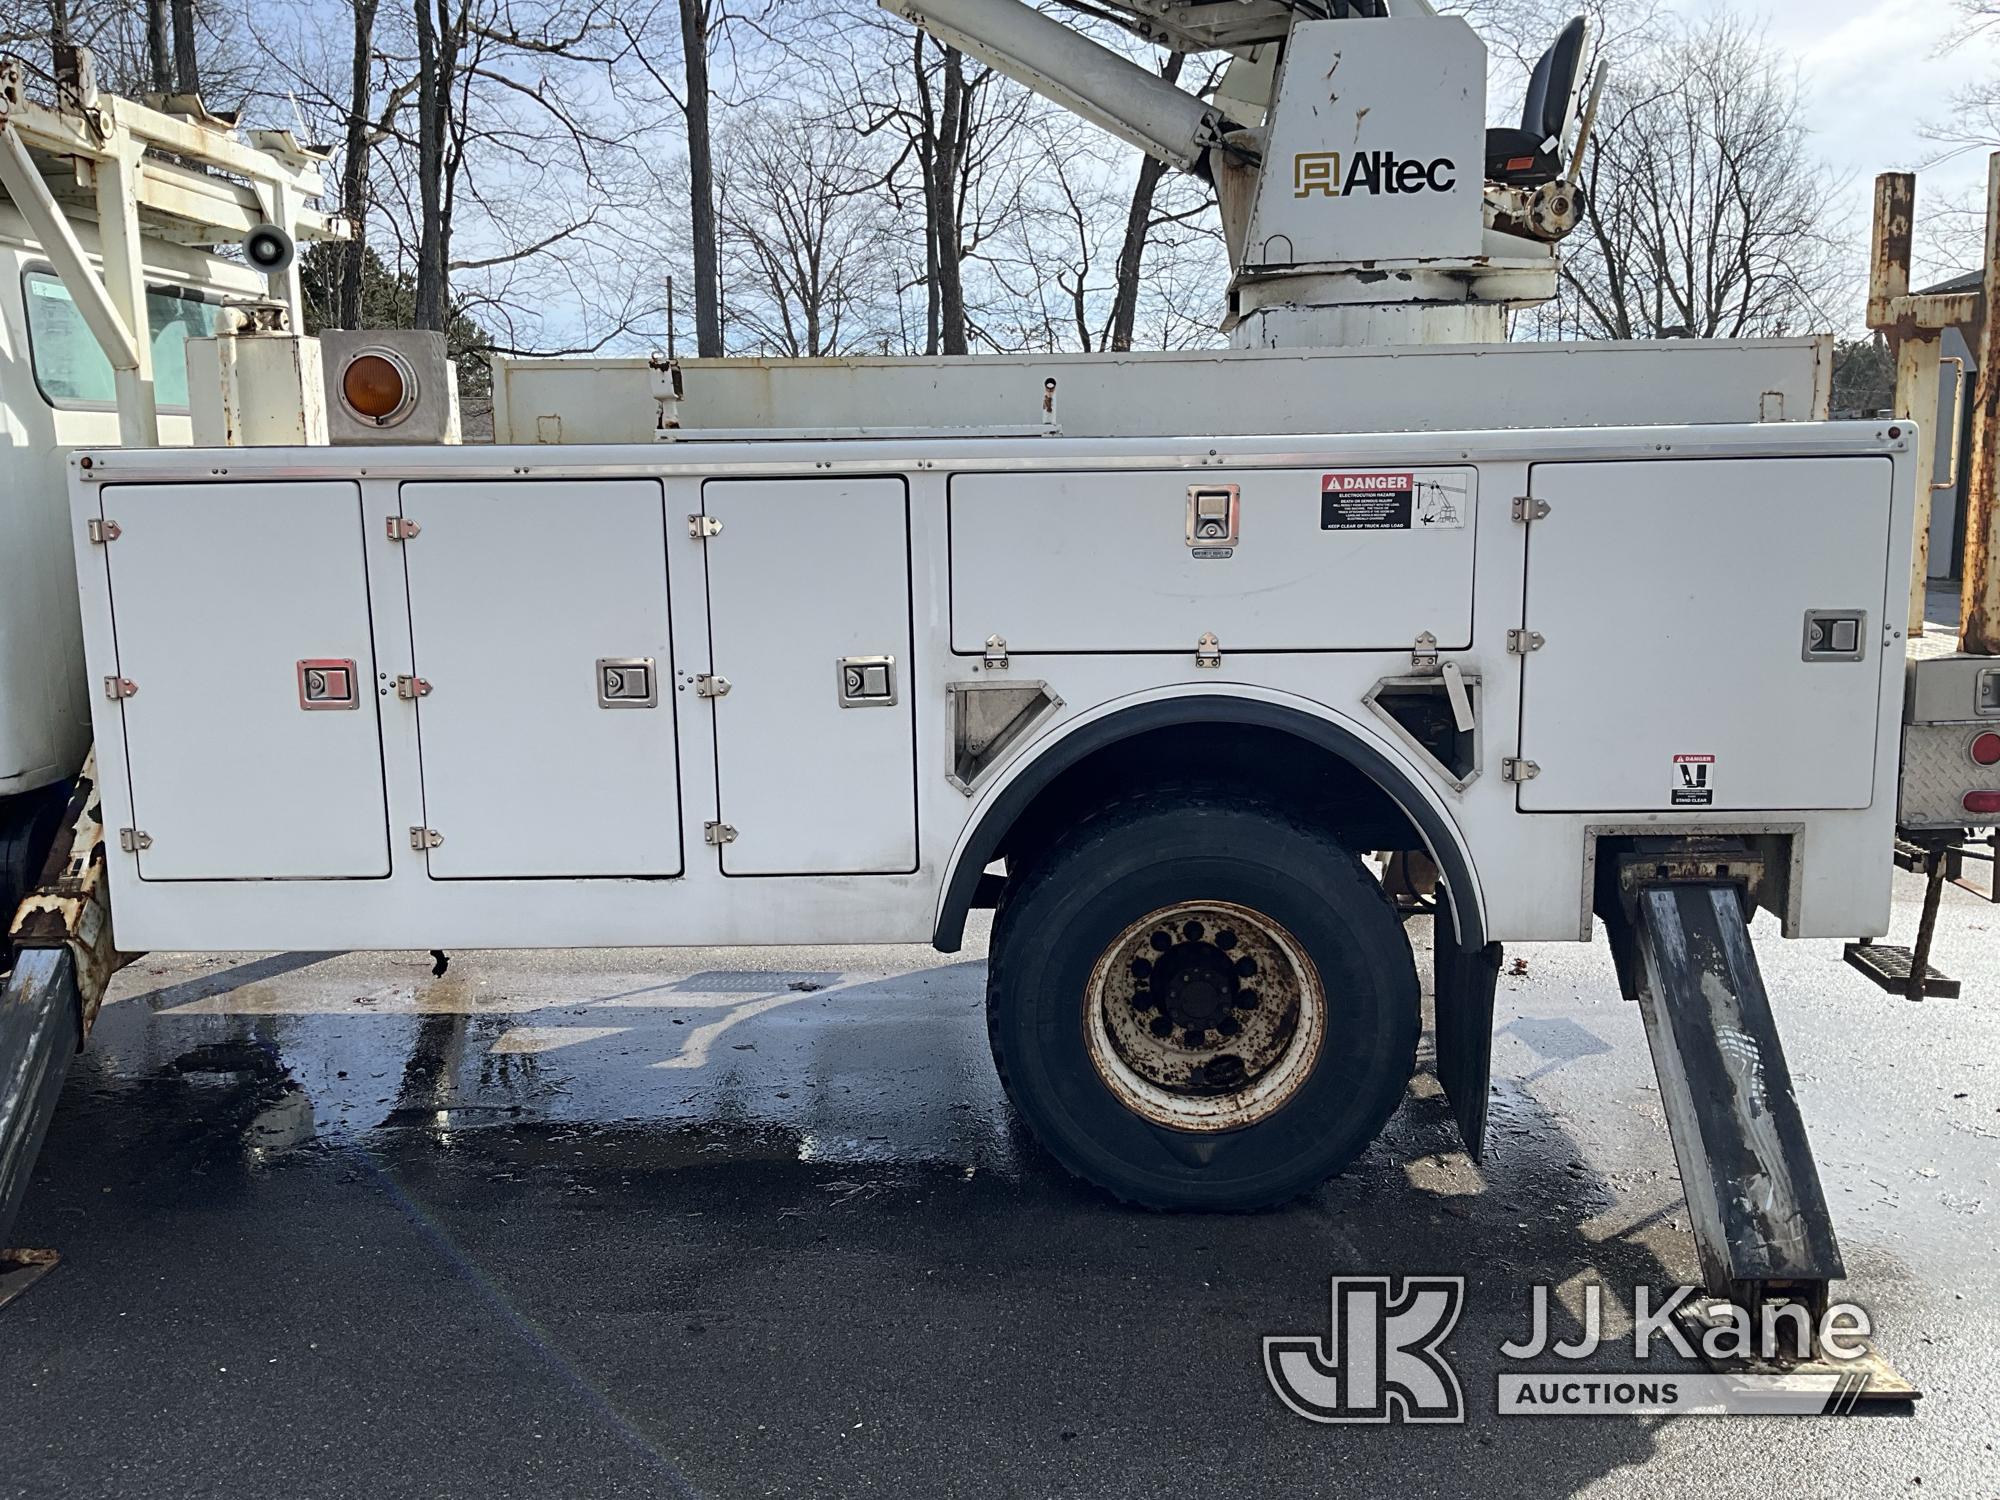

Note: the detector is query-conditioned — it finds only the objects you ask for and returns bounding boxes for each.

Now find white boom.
[881,0,1237,172]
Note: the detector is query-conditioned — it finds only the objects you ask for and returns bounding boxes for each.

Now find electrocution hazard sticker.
[1321,472,1465,530]
[1672,754,1715,806]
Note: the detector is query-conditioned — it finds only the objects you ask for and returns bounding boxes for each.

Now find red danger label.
[1321,472,1417,530]
[1323,472,1414,493]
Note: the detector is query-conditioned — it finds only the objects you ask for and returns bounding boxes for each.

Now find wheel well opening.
[992,723,1426,882]
[934,701,1486,954]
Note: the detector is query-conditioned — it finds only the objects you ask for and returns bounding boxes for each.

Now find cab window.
[21,268,226,411]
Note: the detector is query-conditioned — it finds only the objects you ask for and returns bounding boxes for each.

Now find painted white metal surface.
[490,340,1834,448]
[1244,18,1486,266]
[701,476,918,874]
[97,480,389,878]
[65,422,1916,951]
[401,480,681,877]
[949,465,1476,652]
[186,334,329,447]
[1518,457,1895,812]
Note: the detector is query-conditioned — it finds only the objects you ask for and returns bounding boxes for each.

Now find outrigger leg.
[1598,839,1917,1402]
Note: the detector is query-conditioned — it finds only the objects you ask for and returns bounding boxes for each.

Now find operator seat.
[1483,16,1586,188]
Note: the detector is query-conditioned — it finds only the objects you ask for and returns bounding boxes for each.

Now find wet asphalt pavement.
[2,867,1998,1500]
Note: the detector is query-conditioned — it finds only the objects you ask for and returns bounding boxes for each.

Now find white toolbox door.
[949,466,1477,652]
[402,480,681,877]
[702,477,917,874]
[1518,456,1893,812]
[101,481,389,879]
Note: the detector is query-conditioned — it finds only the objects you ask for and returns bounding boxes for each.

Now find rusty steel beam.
[1867,172,1992,633]
[1867,174,1915,330]
[1960,156,2000,655]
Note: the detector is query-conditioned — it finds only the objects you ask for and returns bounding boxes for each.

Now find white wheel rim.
[1083,899,1326,1133]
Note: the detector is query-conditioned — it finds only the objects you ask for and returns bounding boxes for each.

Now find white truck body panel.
[950,465,1478,652]
[99,481,390,880]
[401,479,683,879]
[1518,457,1895,813]
[490,340,1834,447]
[701,477,920,875]
[68,420,1917,956]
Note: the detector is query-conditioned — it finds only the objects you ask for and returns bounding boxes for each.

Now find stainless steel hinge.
[1506,629,1546,655]
[396,675,432,700]
[704,820,737,846]
[687,514,723,539]
[983,634,1010,671]
[1501,757,1540,783]
[117,827,151,852]
[1511,496,1551,523]
[103,675,137,700]
[1195,631,1222,669]
[410,826,444,851]
[1411,631,1439,671]
[87,517,121,544]
[694,674,731,699]
[385,516,422,541]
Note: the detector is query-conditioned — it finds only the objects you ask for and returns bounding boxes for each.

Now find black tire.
[987,792,1418,1210]
[0,784,69,941]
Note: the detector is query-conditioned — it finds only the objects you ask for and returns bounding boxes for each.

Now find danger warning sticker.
[1672,753,1715,807]
[1320,472,1465,530]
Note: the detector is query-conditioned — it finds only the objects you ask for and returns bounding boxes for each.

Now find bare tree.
[717,110,892,356]
[1106,49,1183,352]
[677,0,723,356]
[1916,0,2000,278]
[0,0,259,98]
[336,0,383,329]
[1528,12,1847,340]
[144,0,170,91]
[169,0,197,93]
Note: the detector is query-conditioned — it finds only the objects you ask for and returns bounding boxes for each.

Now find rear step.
[1599,840,1916,1401]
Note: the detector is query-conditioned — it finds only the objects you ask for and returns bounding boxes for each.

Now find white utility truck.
[4,1,1989,1385]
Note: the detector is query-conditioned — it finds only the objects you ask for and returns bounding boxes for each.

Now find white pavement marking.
[488,1025,633,1055]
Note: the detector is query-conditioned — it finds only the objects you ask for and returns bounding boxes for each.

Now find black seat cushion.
[1485,126,1561,187]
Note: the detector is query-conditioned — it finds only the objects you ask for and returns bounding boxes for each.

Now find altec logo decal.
[1294,150,1458,198]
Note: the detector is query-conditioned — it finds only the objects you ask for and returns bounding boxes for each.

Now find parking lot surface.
[3,869,1997,1499]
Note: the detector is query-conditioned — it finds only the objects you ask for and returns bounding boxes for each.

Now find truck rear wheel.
[987,793,1419,1210]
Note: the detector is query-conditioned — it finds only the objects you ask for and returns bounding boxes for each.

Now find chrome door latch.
[1186,484,1240,552]
[838,655,897,707]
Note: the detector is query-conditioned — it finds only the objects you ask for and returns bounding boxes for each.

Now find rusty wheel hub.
[1084,900,1325,1132]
